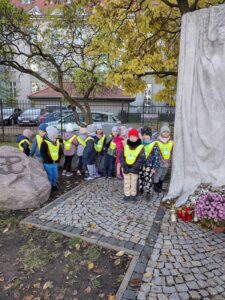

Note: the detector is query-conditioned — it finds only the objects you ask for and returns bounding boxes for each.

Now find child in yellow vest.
[62,123,78,177]
[30,123,48,162]
[17,129,33,156]
[154,123,173,193]
[138,126,160,198]
[120,128,145,201]
[40,126,62,190]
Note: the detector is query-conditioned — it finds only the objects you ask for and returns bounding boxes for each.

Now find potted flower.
[195,193,225,233]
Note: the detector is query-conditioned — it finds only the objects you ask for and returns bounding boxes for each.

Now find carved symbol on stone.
[0,156,25,175]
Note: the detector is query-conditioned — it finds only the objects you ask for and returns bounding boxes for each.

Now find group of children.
[17,122,173,200]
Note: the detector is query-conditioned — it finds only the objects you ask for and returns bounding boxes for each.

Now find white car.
[46,111,121,133]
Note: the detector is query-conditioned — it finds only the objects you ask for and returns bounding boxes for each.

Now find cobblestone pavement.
[22,178,225,300]
[25,178,163,251]
[137,212,225,300]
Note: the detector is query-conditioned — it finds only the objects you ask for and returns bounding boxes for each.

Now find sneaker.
[117,175,123,180]
[122,196,130,201]
[84,176,94,181]
[95,174,101,178]
[62,170,67,176]
[76,170,82,176]
[130,195,138,201]
[66,172,73,177]
[51,185,58,191]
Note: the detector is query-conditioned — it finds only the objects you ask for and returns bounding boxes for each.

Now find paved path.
[22,178,225,300]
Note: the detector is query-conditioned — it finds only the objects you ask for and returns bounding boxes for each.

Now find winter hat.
[23,129,33,139]
[128,128,139,139]
[112,126,119,132]
[46,126,58,142]
[87,124,97,135]
[38,123,48,132]
[160,123,170,134]
[79,126,88,134]
[96,124,103,131]
[65,123,74,133]
[141,126,152,136]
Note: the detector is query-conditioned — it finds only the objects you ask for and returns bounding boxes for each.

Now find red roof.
[29,83,134,101]
[11,0,62,16]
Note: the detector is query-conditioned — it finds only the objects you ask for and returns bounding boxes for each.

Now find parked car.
[18,108,44,126]
[0,108,22,125]
[46,111,121,133]
[44,104,68,113]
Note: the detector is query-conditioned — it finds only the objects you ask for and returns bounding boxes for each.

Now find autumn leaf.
[33,282,41,288]
[0,276,4,282]
[143,272,152,279]
[115,250,125,257]
[99,293,105,298]
[75,244,80,251]
[89,223,97,228]
[64,250,71,258]
[129,278,141,287]
[108,295,116,300]
[43,281,53,290]
[33,298,41,300]
[114,258,121,266]
[3,228,9,233]
[87,261,94,270]
[85,286,91,293]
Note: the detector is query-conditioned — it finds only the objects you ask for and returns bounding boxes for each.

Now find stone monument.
[0,146,51,210]
[166,4,225,206]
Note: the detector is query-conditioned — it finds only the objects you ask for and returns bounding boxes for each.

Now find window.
[92,113,108,122]
[21,0,31,4]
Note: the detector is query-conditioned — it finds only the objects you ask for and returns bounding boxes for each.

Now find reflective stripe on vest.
[144,141,157,159]
[85,136,95,143]
[63,135,77,151]
[124,144,144,165]
[36,135,43,151]
[94,134,106,152]
[18,139,31,152]
[157,140,173,160]
[77,136,86,148]
[45,140,60,161]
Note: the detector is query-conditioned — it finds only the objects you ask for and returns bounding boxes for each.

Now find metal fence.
[0,99,175,141]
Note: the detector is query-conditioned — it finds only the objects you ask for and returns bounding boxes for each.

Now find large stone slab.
[0,146,51,210]
[166,5,225,206]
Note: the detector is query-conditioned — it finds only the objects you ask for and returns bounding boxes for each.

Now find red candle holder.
[181,210,187,221]
[177,209,182,218]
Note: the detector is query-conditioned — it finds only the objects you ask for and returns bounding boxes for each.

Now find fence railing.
[0,99,175,141]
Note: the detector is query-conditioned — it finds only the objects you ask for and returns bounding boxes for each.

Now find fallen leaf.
[114,258,121,266]
[23,295,34,300]
[129,278,141,287]
[143,272,152,279]
[99,293,105,298]
[116,250,125,257]
[108,295,116,300]
[89,223,96,228]
[85,286,91,293]
[33,282,41,289]
[26,224,33,229]
[0,276,4,282]
[33,298,41,300]
[93,268,103,274]
[64,250,71,258]
[3,228,9,233]
[75,244,80,251]
[55,292,64,300]
[43,281,53,290]
[88,261,94,270]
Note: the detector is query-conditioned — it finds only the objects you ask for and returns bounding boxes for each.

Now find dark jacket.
[82,135,96,165]
[40,136,62,164]
[120,139,146,174]
[145,144,160,169]
[16,134,30,156]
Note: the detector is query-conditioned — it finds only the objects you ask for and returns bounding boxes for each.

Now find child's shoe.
[130,195,139,201]
[76,170,82,176]
[62,170,67,176]
[66,172,73,177]
[117,175,123,180]
[122,195,130,201]
[85,176,94,181]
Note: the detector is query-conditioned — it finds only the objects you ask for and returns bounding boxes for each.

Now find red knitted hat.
[128,128,139,138]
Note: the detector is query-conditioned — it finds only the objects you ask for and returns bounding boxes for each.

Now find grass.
[0,216,20,232]
[0,142,17,147]
[18,242,58,270]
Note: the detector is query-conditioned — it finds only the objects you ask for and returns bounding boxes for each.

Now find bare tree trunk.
[177,0,191,15]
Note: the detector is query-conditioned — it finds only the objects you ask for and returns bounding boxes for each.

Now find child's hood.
[16,134,28,143]
[63,132,75,140]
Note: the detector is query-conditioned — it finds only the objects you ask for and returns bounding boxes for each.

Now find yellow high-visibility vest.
[18,139,31,152]
[144,141,157,158]
[85,136,95,143]
[76,136,86,148]
[124,144,144,165]
[36,135,43,150]
[94,134,106,152]
[45,140,60,161]
[109,139,116,150]
[157,140,174,160]
[63,135,77,151]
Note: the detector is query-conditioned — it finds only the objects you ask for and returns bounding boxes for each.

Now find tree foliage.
[88,0,225,105]
[0,0,107,124]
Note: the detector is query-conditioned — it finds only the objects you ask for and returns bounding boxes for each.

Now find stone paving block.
[189,291,201,299]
